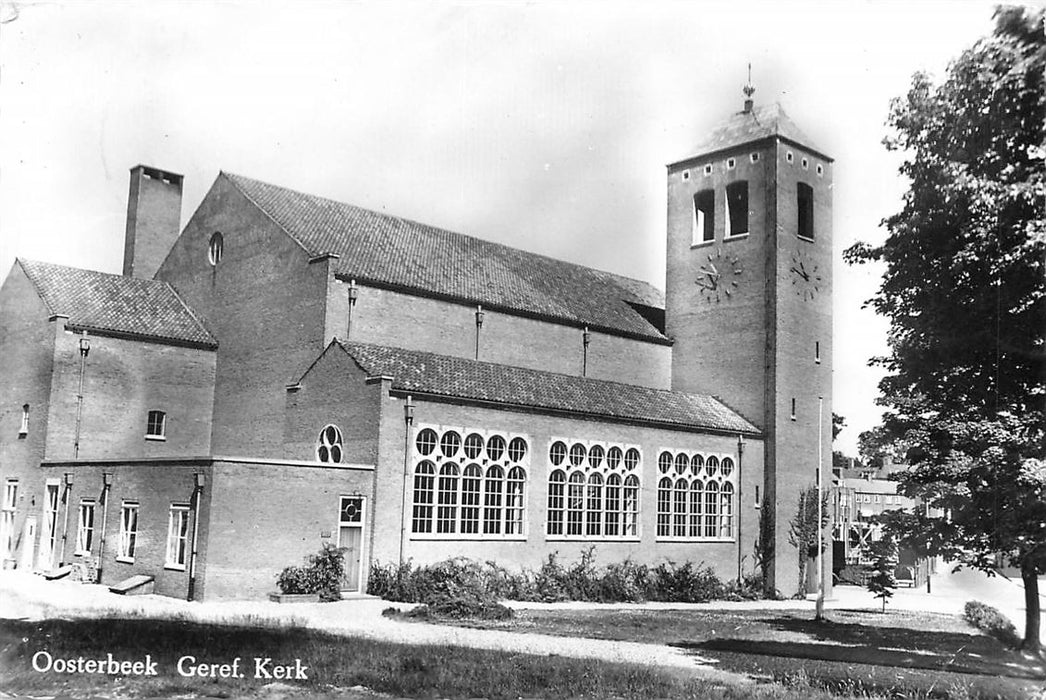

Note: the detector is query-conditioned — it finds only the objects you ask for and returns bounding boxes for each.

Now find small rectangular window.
[19,405,28,435]
[118,502,139,562]
[692,190,715,245]
[790,398,797,421]
[146,410,166,440]
[703,164,713,176]
[786,151,794,164]
[815,341,821,364]
[76,499,96,555]
[801,157,809,170]
[797,183,814,240]
[726,157,736,170]
[165,504,190,569]
[726,181,749,237]
[681,170,690,181]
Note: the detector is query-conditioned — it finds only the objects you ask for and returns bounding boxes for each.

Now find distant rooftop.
[17,259,216,348]
[224,172,668,343]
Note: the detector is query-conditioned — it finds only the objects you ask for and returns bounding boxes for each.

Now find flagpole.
[816,395,825,620]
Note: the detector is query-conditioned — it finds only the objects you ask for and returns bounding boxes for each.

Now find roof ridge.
[222,171,662,297]
[16,258,57,316]
[221,171,312,257]
[164,282,218,345]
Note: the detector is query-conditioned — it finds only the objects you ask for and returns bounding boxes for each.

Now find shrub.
[275,543,346,602]
[647,561,724,602]
[964,600,1020,648]
[407,591,514,621]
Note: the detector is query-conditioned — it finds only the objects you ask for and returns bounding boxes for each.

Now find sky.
[0,1,999,455]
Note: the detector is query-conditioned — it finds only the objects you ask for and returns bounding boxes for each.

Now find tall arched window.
[622,475,639,536]
[720,482,735,537]
[566,471,585,536]
[586,473,603,536]
[689,480,704,538]
[605,473,622,537]
[436,463,459,534]
[412,461,435,533]
[506,466,526,535]
[462,464,482,534]
[704,481,720,538]
[673,478,688,537]
[655,450,736,541]
[483,466,504,535]
[657,477,672,537]
[547,470,565,536]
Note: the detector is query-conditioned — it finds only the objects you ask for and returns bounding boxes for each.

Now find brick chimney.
[122,165,183,278]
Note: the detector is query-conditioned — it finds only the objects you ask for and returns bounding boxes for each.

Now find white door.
[337,496,366,592]
[38,482,59,569]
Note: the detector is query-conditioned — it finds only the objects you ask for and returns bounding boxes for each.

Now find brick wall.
[328,281,671,389]
[156,175,331,458]
[0,265,57,568]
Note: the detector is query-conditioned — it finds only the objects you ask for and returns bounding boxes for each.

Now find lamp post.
[398,396,415,565]
[346,279,359,340]
[188,471,205,601]
[474,306,484,360]
[582,327,591,376]
[73,333,90,458]
[736,433,744,585]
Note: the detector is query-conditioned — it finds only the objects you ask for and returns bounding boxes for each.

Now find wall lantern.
[475,305,485,329]
[63,472,74,487]
[404,395,415,425]
[194,472,206,489]
[78,336,91,358]
[102,472,113,487]
[348,279,359,306]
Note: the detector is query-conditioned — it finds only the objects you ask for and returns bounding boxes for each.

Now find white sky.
[0,1,998,454]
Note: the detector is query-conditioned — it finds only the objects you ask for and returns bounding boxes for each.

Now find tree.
[865,534,898,613]
[832,413,846,441]
[788,486,830,598]
[845,7,1045,653]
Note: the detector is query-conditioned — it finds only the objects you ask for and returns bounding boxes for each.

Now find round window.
[208,232,224,266]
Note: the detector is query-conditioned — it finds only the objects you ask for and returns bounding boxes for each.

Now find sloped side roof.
[337,340,759,435]
[18,259,216,347]
[676,103,831,163]
[224,173,667,342]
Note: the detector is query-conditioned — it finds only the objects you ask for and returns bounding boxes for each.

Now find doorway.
[38,481,59,570]
[337,496,366,593]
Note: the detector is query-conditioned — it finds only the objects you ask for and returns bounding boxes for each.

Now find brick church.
[0,95,833,600]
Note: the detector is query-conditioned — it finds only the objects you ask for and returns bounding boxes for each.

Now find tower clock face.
[696,249,743,303]
[789,251,822,301]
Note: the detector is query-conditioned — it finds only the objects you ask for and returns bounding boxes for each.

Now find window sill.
[145,435,166,442]
[796,235,815,243]
[690,240,716,249]
[116,556,135,564]
[164,563,187,572]
[73,551,90,557]
[410,535,528,541]
[546,536,641,542]
[656,537,736,544]
[724,232,749,241]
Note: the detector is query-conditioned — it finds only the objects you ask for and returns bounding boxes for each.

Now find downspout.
[736,434,744,585]
[397,396,415,566]
[96,472,112,583]
[187,471,205,601]
[73,332,90,458]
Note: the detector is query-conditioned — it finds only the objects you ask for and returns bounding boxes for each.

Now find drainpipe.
[73,333,90,458]
[96,472,113,583]
[59,473,73,564]
[582,327,591,376]
[474,306,484,360]
[736,434,744,585]
[398,396,415,566]
[187,471,205,601]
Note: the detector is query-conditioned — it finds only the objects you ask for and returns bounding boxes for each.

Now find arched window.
[461,464,482,534]
[436,463,459,534]
[569,443,587,467]
[412,461,435,533]
[549,441,567,466]
[566,472,585,536]
[606,446,623,470]
[689,480,704,537]
[622,475,640,537]
[416,428,437,456]
[586,473,603,536]
[440,431,461,458]
[487,435,506,461]
[464,433,484,459]
[483,466,504,534]
[720,457,734,478]
[605,473,622,537]
[674,453,689,475]
[658,451,673,474]
[704,481,720,537]
[720,482,735,537]
[673,478,688,537]
[505,466,526,535]
[657,477,672,537]
[317,424,342,463]
[547,470,565,536]
[208,232,224,266]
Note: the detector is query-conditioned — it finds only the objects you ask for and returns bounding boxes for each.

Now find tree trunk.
[1020,561,1041,654]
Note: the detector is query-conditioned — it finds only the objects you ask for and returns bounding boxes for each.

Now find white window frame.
[19,404,29,435]
[145,410,166,441]
[655,449,737,542]
[117,502,139,563]
[546,438,642,542]
[165,504,190,570]
[75,499,96,556]
[1,480,18,561]
[410,425,529,540]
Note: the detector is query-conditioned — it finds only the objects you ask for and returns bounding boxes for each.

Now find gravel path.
[0,572,751,686]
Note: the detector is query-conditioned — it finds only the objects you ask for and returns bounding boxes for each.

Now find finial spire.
[742,63,755,113]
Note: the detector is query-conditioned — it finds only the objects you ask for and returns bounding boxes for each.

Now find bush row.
[368,548,764,604]
[963,600,1020,648]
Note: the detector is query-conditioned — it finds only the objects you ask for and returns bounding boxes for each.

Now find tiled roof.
[18,259,216,348]
[337,341,759,435]
[676,103,831,163]
[224,173,667,342]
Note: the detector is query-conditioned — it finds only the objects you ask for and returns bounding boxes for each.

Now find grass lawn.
[0,616,878,700]
[418,607,1046,699]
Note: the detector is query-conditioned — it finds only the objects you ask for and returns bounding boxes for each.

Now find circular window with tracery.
[317,424,343,463]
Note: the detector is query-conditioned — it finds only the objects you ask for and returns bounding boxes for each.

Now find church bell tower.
[665,81,833,596]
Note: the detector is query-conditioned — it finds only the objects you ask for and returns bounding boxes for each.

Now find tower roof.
[674,102,832,164]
